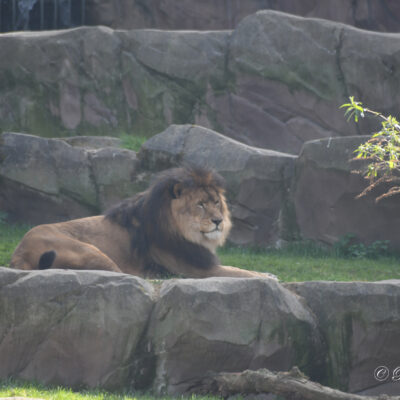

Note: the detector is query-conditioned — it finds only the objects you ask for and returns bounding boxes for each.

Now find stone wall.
[2,11,400,154]
[86,0,400,32]
[1,268,399,396]
[294,137,400,248]
[0,132,139,224]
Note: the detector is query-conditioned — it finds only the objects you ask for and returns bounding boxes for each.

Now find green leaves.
[340,96,365,122]
[341,97,400,201]
[341,97,400,175]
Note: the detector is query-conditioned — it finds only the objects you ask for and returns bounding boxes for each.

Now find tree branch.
[192,367,400,400]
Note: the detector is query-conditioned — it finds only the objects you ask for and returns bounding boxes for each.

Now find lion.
[10,166,276,279]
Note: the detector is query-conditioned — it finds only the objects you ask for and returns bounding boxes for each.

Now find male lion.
[10,167,275,279]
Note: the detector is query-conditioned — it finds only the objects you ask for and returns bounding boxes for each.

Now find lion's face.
[171,187,232,252]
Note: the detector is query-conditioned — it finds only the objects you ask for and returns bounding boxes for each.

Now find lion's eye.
[197,202,205,209]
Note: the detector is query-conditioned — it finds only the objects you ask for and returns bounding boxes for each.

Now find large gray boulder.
[0,132,138,223]
[2,12,400,153]
[221,10,400,152]
[140,124,297,246]
[0,25,228,143]
[1,268,400,397]
[288,280,400,393]
[0,132,97,206]
[86,0,400,32]
[0,268,155,389]
[294,136,400,248]
[146,278,322,395]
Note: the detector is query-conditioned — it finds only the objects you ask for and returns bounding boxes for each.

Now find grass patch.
[0,379,215,400]
[119,134,148,152]
[218,243,400,282]
[0,221,30,267]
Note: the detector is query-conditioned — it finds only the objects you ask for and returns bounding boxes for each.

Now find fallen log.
[192,367,400,400]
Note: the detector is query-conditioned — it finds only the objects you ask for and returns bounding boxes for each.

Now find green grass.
[0,379,215,400]
[217,244,400,282]
[218,248,400,282]
[119,134,148,152]
[1,221,399,282]
[0,221,30,267]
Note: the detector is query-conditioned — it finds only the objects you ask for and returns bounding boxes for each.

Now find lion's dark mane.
[105,167,226,274]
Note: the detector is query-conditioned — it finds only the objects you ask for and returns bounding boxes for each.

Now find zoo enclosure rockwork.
[86,0,400,32]
[6,0,400,33]
[2,11,400,154]
[1,128,399,249]
[1,268,399,397]
[1,10,400,248]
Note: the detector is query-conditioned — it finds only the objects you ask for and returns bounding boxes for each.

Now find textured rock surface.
[1,268,399,396]
[0,268,155,389]
[288,280,400,393]
[140,124,297,246]
[0,132,138,223]
[2,12,400,153]
[0,25,228,142]
[145,278,322,395]
[86,0,400,32]
[294,136,400,247]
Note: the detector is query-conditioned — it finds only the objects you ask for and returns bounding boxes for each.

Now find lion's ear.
[171,182,182,199]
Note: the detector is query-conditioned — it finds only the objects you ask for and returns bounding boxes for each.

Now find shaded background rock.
[139,124,297,246]
[0,132,138,224]
[145,278,322,395]
[86,0,400,32]
[2,11,400,154]
[288,280,400,393]
[0,268,155,389]
[294,136,400,248]
[224,10,400,153]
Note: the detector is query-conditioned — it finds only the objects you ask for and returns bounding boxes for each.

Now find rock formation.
[140,125,297,246]
[2,11,400,153]
[294,136,400,248]
[0,132,139,224]
[1,268,399,396]
[0,268,154,389]
[85,0,400,32]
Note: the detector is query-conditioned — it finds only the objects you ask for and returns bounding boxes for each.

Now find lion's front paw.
[260,272,279,281]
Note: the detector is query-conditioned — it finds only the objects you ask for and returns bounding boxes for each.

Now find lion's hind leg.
[11,230,122,273]
[42,238,122,272]
[38,250,57,269]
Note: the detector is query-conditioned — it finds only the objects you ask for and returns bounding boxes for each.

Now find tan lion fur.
[10,167,273,279]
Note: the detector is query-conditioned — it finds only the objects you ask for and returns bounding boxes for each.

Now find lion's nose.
[212,218,222,227]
